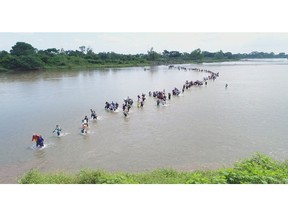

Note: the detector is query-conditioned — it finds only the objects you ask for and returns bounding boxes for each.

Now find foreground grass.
[19,153,288,184]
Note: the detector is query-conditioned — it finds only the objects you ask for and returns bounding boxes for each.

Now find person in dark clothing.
[37,136,44,147]
[90,109,97,120]
[32,134,44,148]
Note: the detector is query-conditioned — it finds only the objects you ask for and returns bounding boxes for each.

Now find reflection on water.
[1,61,288,183]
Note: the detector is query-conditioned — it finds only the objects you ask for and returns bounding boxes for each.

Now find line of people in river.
[33,112,93,145]
[149,86,185,106]
[31,105,106,147]
[149,66,220,106]
[32,65,221,147]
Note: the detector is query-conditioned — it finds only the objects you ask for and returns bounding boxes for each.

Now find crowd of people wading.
[148,65,219,107]
[32,65,221,147]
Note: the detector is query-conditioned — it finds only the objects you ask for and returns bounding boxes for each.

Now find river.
[1,59,288,183]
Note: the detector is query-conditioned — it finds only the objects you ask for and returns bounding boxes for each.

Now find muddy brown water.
[1,59,288,183]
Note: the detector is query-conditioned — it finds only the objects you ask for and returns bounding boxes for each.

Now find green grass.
[42,62,150,70]
[18,153,288,184]
[1,58,240,73]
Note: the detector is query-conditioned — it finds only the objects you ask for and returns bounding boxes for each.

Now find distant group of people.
[105,101,119,111]
[149,90,168,106]
[172,87,181,96]
[149,65,221,106]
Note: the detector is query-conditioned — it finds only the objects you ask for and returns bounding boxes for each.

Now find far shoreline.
[0,58,240,73]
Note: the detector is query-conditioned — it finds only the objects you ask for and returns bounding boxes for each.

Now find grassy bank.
[1,58,240,73]
[19,153,288,184]
[0,62,151,73]
[41,62,151,70]
[39,58,240,71]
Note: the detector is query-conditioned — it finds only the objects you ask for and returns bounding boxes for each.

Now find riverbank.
[0,62,150,73]
[18,153,288,184]
[0,58,240,73]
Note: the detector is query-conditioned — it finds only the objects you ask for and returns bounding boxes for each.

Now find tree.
[18,55,44,69]
[215,50,224,59]
[162,50,170,57]
[0,51,9,59]
[47,55,68,66]
[86,47,94,55]
[0,54,20,69]
[190,48,203,60]
[44,48,59,56]
[202,51,214,58]
[224,52,233,59]
[10,42,36,56]
[147,47,160,61]
[0,54,44,70]
[278,52,286,58]
[169,51,181,58]
[79,46,86,54]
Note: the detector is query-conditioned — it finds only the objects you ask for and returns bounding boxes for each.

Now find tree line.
[0,42,287,71]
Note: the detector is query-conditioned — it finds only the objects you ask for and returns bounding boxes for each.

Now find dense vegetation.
[1,42,287,72]
[19,153,288,184]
